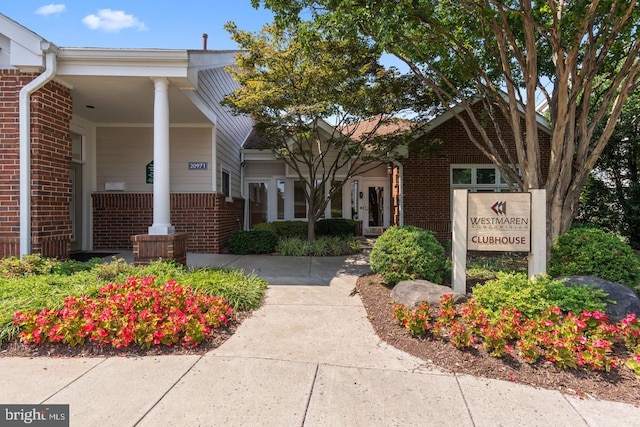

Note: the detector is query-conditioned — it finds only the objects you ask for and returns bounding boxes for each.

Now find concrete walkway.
[1,253,639,426]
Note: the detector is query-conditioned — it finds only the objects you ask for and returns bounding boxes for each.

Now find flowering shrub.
[392,301,431,336]
[392,295,640,377]
[13,276,233,349]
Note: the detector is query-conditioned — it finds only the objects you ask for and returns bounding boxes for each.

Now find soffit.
[56,48,207,124]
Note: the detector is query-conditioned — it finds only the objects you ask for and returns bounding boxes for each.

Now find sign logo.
[491,201,506,216]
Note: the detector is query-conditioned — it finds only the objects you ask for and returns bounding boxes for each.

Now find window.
[276,179,285,220]
[330,181,343,218]
[351,180,359,220]
[221,170,230,197]
[450,165,515,193]
[294,179,327,219]
[294,180,306,219]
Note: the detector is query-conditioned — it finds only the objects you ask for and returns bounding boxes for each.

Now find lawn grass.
[0,257,268,345]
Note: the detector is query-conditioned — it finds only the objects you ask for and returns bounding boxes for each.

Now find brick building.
[1,14,251,261]
[1,13,550,261]
[396,106,551,240]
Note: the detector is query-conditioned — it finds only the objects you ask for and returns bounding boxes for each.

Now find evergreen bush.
[472,272,608,318]
[316,218,357,237]
[253,221,308,239]
[370,225,446,285]
[548,227,640,292]
[229,230,277,255]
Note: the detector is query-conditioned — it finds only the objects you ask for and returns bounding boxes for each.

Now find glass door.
[248,181,269,229]
[356,178,389,235]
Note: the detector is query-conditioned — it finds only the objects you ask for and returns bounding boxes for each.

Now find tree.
[257,0,640,251]
[578,92,640,248]
[223,21,430,240]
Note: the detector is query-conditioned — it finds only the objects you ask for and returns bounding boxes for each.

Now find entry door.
[70,162,83,252]
[358,179,389,235]
[247,181,269,229]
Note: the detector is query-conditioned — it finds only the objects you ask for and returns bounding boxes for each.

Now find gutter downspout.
[19,43,57,257]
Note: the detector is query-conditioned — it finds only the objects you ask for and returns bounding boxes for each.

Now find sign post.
[452,189,546,294]
[452,190,468,294]
[528,189,547,278]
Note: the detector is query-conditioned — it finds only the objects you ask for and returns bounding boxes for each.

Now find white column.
[452,189,467,294]
[148,78,175,235]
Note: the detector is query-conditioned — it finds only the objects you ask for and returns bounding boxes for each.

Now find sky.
[1,1,275,50]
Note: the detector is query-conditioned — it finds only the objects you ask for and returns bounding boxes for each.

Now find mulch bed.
[355,273,640,406]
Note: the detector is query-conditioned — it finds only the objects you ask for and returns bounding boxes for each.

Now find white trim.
[450,164,513,192]
[243,176,353,226]
[243,149,279,161]
[357,177,390,235]
[182,90,218,126]
[393,160,404,226]
[211,126,217,193]
[91,123,214,128]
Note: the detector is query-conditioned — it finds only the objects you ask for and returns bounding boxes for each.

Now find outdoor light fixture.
[387,162,393,175]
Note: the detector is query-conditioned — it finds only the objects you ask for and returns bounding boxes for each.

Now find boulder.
[391,279,467,308]
[559,276,640,322]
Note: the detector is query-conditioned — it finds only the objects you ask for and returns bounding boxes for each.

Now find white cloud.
[35,4,66,16]
[82,9,147,32]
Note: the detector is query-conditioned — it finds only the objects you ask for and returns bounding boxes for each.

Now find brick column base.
[131,233,189,266]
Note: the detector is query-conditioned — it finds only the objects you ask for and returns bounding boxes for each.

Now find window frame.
[221,168,231,199]
[450,164,515,193]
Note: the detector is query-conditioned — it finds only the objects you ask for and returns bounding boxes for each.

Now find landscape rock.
[558,276,640,322]
[391,280,467,308]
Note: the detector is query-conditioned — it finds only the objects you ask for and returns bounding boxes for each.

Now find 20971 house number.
[188,162,208,170]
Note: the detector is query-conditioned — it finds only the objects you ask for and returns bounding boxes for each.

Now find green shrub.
[370,225,446,285]
[254,220,308,239]
[0,254,103,278]
[229,230,278,255]
[472,272,608,318]
[277,236,360,256]
[316,218,357,237]
[92,257,134,282]
[0,254,58,278]
[548,227,640,292]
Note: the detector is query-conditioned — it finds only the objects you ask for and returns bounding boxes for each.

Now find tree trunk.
[545,167,587,256]
[307,218,316,242]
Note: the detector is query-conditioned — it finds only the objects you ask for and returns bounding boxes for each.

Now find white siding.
[245,162,286,178]
[191,66,253,198]
[96,126,213,193]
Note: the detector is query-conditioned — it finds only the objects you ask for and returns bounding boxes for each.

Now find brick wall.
[0,70,72,259]
[92,193,245,253]
[401,105,551,239]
